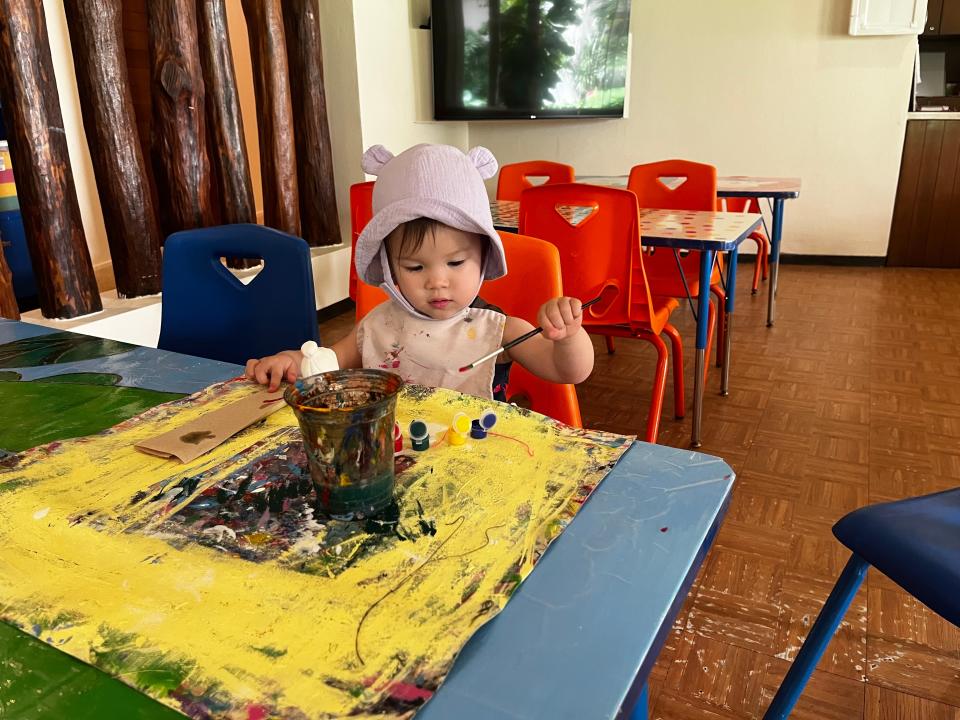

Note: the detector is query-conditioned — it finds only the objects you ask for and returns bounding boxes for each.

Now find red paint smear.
[246,705,270,720]
[660,527,669,533]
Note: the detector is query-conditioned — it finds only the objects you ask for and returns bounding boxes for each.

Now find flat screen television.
[431,0,631,120]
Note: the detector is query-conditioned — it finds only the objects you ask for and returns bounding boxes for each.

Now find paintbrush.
[458,295,602,373]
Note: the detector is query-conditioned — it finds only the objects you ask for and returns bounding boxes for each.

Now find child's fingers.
[254,362,270,386]
[267,365,283,392]
[558,299,577,327]
[285,365,299,383]
[244,359,257,379]
[545,304,566,337]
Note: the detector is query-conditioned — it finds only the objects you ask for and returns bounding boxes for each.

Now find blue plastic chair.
[158,224,319,366]
[764,487,960,718]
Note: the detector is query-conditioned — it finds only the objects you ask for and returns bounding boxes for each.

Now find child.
[245,143,593,400]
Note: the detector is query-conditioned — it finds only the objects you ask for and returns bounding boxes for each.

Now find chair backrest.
[627,159,717,211]
[517,183,660,333]
[354,231,582,426]
[348,181,375,300]
[158,224,319,365]
[496,160,576,202]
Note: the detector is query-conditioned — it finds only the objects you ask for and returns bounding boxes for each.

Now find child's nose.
[426,269,449,288]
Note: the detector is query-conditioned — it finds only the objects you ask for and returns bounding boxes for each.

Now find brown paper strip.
[135,387,286,462]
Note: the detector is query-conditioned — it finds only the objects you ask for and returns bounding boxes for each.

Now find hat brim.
[355,197,507,286]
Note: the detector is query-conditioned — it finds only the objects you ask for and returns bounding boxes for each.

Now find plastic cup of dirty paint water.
[284,369,404,517]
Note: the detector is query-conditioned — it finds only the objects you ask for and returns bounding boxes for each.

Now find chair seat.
[589,296,679,335]
[833,488,960,625]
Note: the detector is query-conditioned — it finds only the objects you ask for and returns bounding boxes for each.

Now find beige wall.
[352,0,468,161]
[469,0,917,256]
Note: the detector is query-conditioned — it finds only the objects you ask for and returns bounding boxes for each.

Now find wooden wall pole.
[241,0,300,237]
[282,0,341,247]
[197,0,255,227]
[0,0,102,318]
[63,0,163,298]
[0,241,18,319]
[146,0,215,234]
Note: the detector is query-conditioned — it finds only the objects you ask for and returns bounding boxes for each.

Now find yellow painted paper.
[0,380,631,718]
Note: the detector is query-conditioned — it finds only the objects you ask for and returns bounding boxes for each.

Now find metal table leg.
[766,197,785,327]
[691,249,716,448]
[720,246,738,396]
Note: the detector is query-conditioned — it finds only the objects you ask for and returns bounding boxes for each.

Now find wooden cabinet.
[887,120,960,267]
[925,0,960,34]
[926,0,945,33]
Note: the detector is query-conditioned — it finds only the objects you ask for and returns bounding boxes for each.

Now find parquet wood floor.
[319,265,960,718]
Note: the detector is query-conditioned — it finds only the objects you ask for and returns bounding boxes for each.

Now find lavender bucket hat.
[354,144,507,314]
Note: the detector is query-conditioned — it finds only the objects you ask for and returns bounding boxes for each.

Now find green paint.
[0,370,22,381]
[0,622,179,718]
[0,375,182,452]
[0,332,134,368]
[251,644,288,658]
[91,625,195,695]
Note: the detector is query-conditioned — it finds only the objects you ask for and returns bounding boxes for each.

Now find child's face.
[387,225,484,319]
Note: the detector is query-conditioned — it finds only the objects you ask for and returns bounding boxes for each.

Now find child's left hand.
[537,296,585,342]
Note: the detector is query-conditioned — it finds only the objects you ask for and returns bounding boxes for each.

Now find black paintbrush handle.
[500,295,603,353]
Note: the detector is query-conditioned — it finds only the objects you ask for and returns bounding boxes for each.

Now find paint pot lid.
[480,409,497,430]
[451,412,471,435]
[409,419,429,440]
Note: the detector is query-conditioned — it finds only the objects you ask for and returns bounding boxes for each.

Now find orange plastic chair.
[348,181,375,301]
[718,196,769,293]
[354,231,583,427]
[518,182,684,444]
[496,160,575,202]
[627,159,723,366]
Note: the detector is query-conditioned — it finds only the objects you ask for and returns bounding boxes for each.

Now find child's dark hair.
[385,218,487,266]
[386,217,441,258]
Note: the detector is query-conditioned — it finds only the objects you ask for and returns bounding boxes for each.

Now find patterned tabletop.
[573,174,801,198]
[491,200,762,251]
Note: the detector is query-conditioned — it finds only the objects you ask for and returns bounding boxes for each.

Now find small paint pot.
[470,418,486,440]
[480,408,498,431]
[393,422,403,453]
[448,412,470,446]
[409,419,429,451]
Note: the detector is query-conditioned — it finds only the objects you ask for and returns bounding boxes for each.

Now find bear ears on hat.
[360,144,498,180]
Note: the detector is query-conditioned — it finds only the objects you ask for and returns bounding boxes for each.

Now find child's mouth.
[429,299,451,309]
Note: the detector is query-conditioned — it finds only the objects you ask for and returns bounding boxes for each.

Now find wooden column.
[147,0,215,235]
[197,0,255,227]
[63,0,163,298]
[282,0,340,247]
[0,0,102,318]
[242,0,300,237]
[0,243,18,319]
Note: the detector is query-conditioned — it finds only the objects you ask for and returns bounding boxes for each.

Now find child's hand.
[537,296,584,342]
[245,352,300,392]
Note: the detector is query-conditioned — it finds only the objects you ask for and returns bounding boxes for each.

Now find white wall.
[468,0,917,257]
[352,0,468,160]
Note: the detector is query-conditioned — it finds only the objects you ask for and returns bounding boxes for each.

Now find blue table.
[491,201,762,448]
[0,319,734,719]
[577,175,802,327]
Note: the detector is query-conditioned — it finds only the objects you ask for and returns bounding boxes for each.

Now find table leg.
[720,246,738,396]
[766,197,785,327]
[629,683,649,720]
[691,249,715,448]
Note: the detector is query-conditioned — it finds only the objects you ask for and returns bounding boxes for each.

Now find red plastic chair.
[627,160,723,367]
[518,182,683,443]
[718,196,769,294]
[496,161,575,202]
[354,231,583,427]
[348,181,375,301]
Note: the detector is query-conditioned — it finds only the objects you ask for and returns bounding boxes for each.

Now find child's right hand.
[245,352,301,392]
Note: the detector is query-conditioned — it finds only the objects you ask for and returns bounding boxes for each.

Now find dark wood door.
[926,0,945,34]
[887,120,960,267]
[942,0,960,34]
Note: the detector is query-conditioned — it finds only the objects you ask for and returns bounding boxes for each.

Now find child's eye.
[448,260,465,267]
[402,265,423,272]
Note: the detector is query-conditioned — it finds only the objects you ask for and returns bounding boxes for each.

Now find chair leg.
[709,286,725,368]
[637,330,668,443]
[762,238,770,281]
[662,322,685,419]
[705,297,717,379]
[763,554,869,719]
[629,683,649,720]
[605,335,616,354]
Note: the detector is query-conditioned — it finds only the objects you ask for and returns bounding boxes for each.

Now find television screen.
[432,0,631,120]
